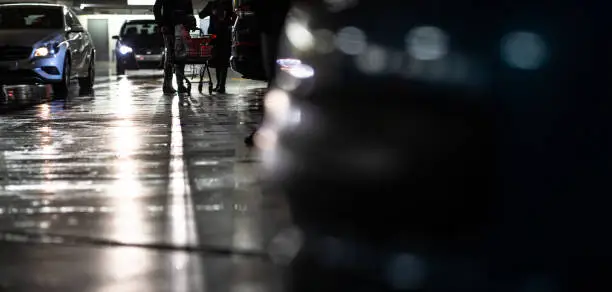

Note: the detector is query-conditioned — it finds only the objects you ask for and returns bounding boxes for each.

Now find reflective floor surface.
[0,64,291,292]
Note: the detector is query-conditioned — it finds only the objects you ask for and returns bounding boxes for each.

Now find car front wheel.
[53,57,70,99]
[116,60,125,75]
[78,57,95,91]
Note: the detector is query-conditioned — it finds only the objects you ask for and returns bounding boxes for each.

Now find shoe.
[163,86,177,95]
[216,87,226,94]
[179,95,191,105]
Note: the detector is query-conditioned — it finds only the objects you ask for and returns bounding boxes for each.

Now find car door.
[64,8,82,76]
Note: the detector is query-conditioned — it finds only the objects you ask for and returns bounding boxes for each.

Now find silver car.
[0,3,96,98]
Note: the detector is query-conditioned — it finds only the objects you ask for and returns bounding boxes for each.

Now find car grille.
[135,47,162,55]
[0,46,32,61]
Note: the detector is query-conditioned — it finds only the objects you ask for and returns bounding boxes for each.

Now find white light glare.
[355,45,388,74]
[119,45,133,55]
[335,26,367,55]
[278,59,315,79]
[277,58,302,67]
[282,64,315,79]
[501,32,547,70]
[265,89,291,120]
[406,26,449,61]
[286,21,315,51]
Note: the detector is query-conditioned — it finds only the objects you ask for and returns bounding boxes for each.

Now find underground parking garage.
[0,0,274,290]
[5,1,602,291]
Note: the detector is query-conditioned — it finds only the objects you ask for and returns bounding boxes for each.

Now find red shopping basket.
[187,35,215,58]
[175,33,216,65]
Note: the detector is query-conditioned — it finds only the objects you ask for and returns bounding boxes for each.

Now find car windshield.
[121,22,159,37]
[0,6,63,30]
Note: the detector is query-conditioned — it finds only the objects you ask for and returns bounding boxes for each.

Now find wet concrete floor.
[0,65,291,291]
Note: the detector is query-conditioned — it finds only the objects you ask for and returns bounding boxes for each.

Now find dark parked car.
[0,3,96,97]
[230,0,266,81]
[112,19,164,75]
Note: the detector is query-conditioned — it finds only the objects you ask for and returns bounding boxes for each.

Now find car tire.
[116,62,125,75]
[53,57,70,99]
[78,57,95,91]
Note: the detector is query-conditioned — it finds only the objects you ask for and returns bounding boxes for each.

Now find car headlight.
[34,46,50,57]
[34,42,60,57]
[119,45,133,55]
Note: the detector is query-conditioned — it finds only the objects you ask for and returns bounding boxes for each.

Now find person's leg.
[214,67,221,91]
[245,32,280,146]
[261,32,279,86]
[175,63,187,93]
[162,31,176,94]
[173,25,188,93]
[217,65,228,93]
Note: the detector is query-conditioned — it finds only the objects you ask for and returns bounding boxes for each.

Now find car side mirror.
[112,35,119,40]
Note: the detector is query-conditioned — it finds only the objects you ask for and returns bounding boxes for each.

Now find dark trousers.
[162,30,185,89]
[247,31,281,138]
[261,32,280,87]
[215,66,228,89]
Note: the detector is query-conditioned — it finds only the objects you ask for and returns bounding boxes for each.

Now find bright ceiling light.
[127,0,156,5]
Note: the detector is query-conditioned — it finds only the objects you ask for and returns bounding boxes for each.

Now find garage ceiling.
[76,0,210,14]
[0,0,210,14]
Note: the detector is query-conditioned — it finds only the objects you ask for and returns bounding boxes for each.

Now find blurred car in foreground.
[113,19,164,75]
[264,1,612,291]
[230,0,266,81]
[0,3,96,98]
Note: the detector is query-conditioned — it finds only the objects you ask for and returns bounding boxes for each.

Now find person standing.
[154,0,195,95]
[252,0,292,88]
[244,0,292,146]
[199,0,234,94]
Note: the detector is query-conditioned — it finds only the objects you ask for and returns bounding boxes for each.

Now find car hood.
[0,29,64,47]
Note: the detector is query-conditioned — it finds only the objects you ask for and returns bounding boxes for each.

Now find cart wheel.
[198,83,203,93]
[208,85,213,95]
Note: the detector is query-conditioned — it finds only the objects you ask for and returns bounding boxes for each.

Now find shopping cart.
[173,26,216,95]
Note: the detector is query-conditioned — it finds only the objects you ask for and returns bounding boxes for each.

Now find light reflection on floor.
[0,66,283,292]
[169,92,205,292]
[94,74,155,292]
